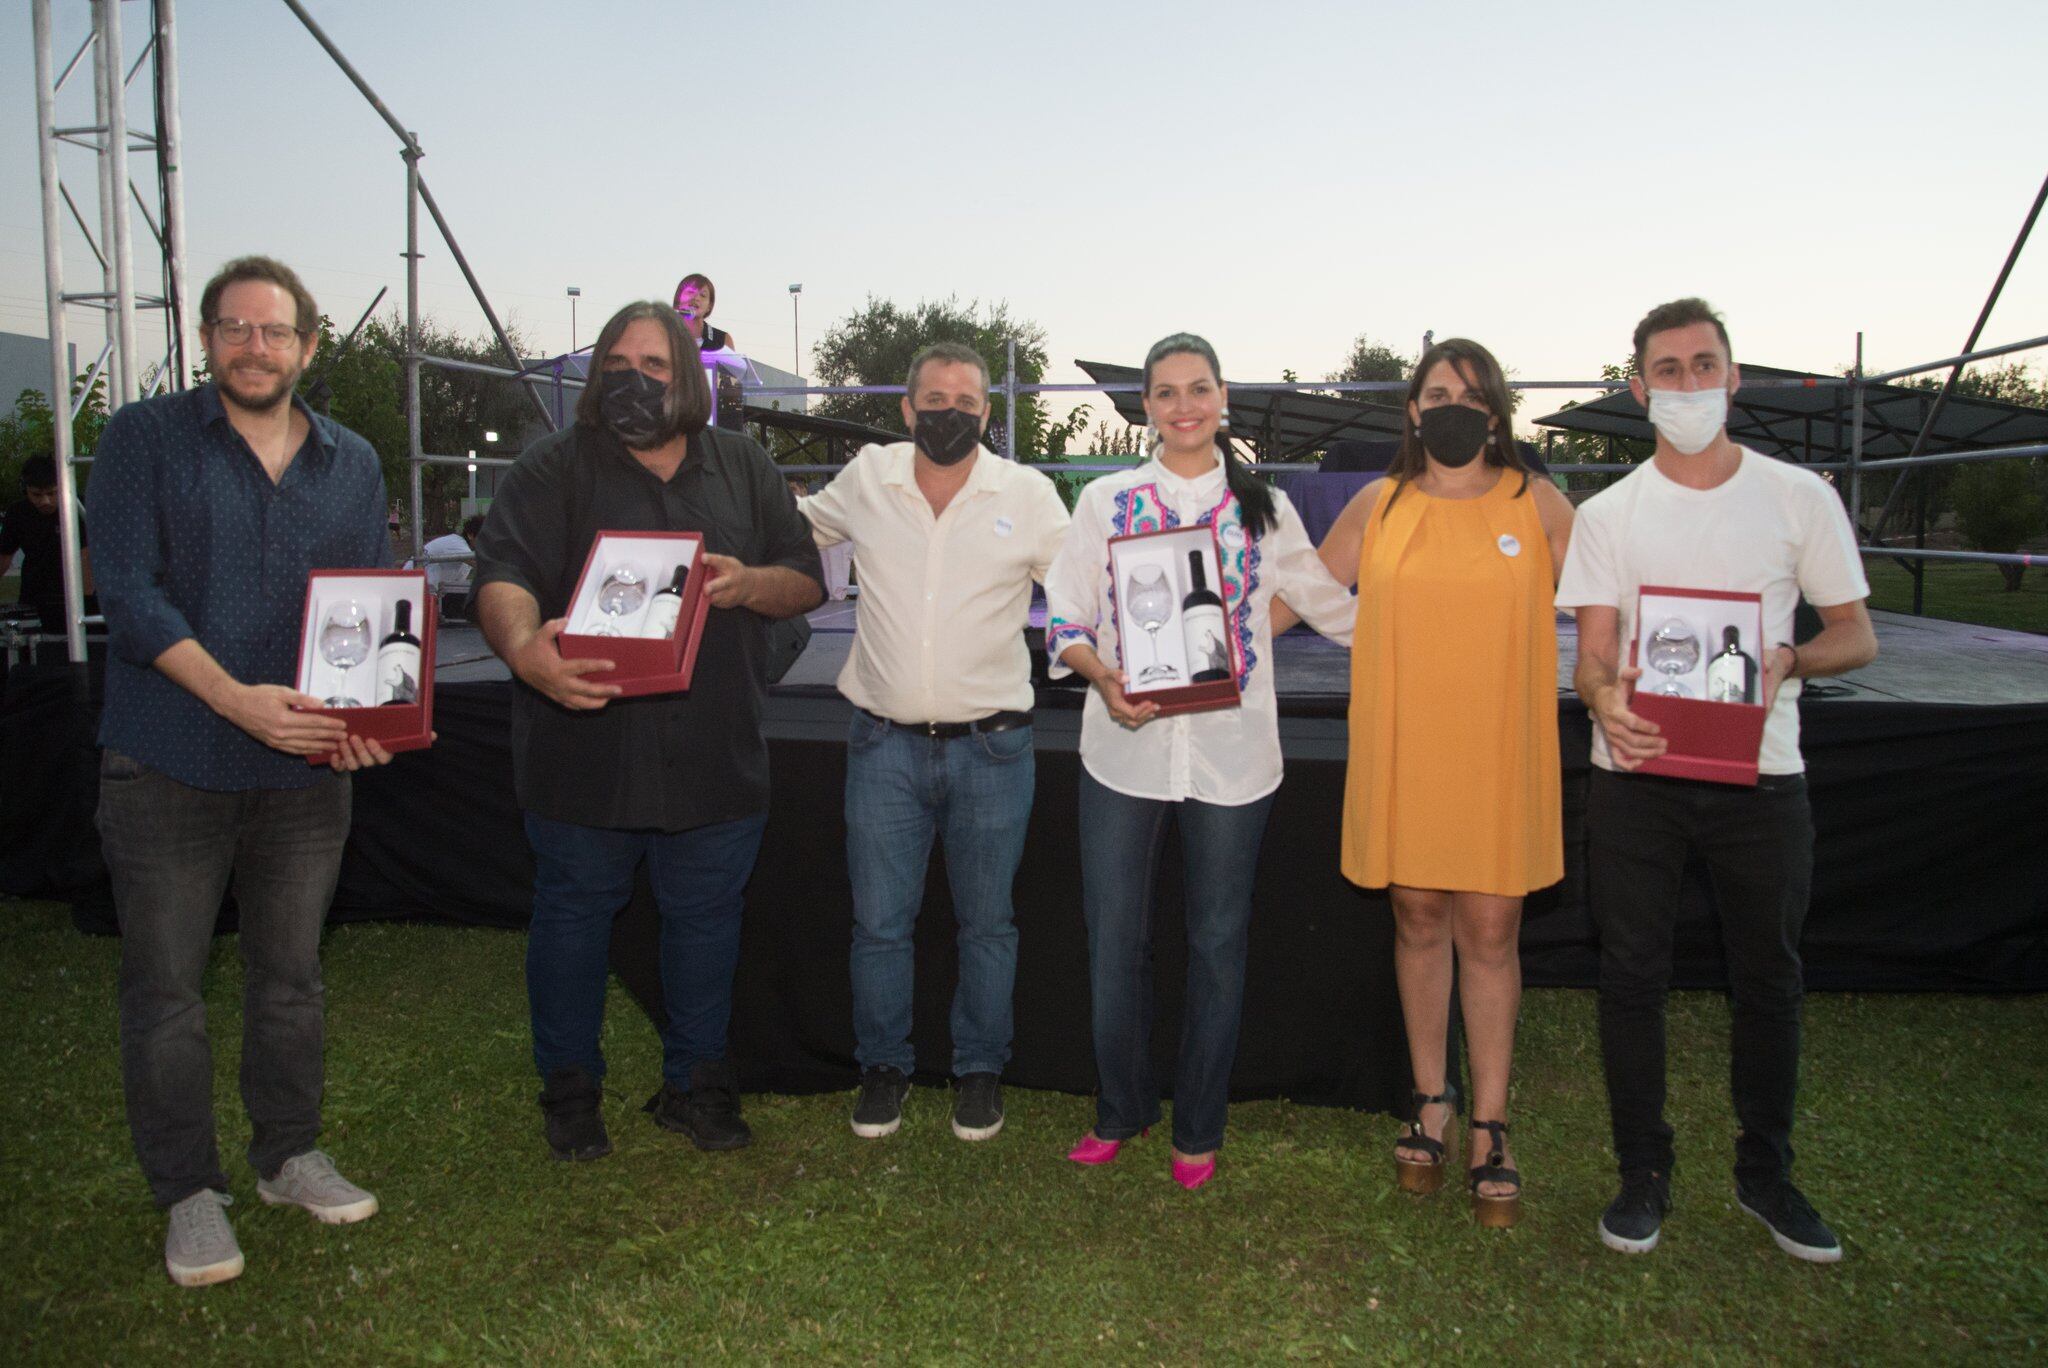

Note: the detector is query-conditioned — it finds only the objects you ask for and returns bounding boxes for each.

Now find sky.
[2,0,2045,439]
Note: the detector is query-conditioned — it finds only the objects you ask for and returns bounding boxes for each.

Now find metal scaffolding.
[31,0,190,664]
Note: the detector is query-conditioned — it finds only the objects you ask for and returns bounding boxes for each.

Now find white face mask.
[1646,386,1728,455]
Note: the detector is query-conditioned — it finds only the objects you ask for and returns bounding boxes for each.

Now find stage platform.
[5,605,2044,1111]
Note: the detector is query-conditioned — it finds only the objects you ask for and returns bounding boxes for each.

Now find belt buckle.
[921,720,943,738]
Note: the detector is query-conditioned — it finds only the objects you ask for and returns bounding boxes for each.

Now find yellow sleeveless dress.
[1340,471,1563,896]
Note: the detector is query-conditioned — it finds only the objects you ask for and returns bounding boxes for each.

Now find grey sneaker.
[165,1189,244,1288]
[951,1072,1005,1141]
[257,1150,379,1225]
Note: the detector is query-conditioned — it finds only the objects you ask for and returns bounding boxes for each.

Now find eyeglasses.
[207,318,306,348]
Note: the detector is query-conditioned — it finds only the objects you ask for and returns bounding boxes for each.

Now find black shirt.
[1,497,82,628]
[475,422,823,831]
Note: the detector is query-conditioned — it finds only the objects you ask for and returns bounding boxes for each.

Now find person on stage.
[1313,338,1574,1228]
[1044,333,1356,1190]
[1556,298,1875,1262]
[474,300,823,1162]
[88,256,395,1287]
[798,341,1071,1142]
[674,274,734,353]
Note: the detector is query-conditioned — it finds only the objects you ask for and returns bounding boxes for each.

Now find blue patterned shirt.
[86,384,389,791]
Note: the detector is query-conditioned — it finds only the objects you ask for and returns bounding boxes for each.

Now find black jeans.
[1586,767,1814,1190]
[96,750,352,1207]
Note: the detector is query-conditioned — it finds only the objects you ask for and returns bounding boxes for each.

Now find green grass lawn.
[2,902,2043,1364]
[1862,556,2048,634]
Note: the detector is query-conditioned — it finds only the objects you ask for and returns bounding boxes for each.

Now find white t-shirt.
[1554,447,1868,775]
[422,533,474,594]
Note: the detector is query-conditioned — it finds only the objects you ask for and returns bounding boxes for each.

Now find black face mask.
[913,407,982,467]
[1417,404,1492,468]
[599,367,672,448]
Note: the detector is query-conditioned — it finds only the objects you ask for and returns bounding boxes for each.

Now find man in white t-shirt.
[798,341,1071,1145]
[422,515,483,617]
[1555,298,1877,1265]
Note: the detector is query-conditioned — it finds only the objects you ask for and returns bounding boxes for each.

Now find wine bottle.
[375,598,422,706]
[642,562,690,639]
[1703,624,1757,704]
[1180,549,1230,684]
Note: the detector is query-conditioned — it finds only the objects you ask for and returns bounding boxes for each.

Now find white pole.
[34,0,88,664]
[157,0,190,389]
[102,0,138,406]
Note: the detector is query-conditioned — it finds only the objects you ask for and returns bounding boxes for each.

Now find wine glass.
[1126,563,1178,685]
[1646,618,1700,679]
[319,599,370,708]
[598,564,647,621]
[1654,677,1693,698]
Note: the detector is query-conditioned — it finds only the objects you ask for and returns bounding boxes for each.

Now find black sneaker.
[1599,1168,1671,1254]
[646,1060,753,1151]
[850,1066,911,1139]
[1738,1180,1843,1263]
[951,1072,1005,1141]
[539,1067,611,1162]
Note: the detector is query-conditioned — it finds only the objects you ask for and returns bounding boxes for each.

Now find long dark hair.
[575,301,712,438]
[1141,332,1276,537]
[1382,337,1529,511]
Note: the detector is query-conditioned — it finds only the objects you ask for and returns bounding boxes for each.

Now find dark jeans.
[845,712,1035,1077]
[1587,767,1815,1189]
[1078,769,1276,1154]
[523,810,768,1087]
[96,750,352,1208]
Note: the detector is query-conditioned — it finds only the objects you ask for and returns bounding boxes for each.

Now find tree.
[1950,458,2045,589]
[810,296,1086,465]
[1327,333,1412,395]
[0,374,109,498]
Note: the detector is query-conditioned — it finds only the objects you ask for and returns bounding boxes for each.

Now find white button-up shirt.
[1044,457,1355,806]
[801,441,1071,723]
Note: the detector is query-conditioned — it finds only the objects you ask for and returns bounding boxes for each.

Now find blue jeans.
[846,710,1035,1078]
[524,810,768,1086]
[1078,769,1275,1154]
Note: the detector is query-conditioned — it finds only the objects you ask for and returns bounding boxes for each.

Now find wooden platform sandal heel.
[1394,1088,1457,1195]
[1468,1120,1522,1228]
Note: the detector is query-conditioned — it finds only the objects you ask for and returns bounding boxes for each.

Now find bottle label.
[1181,604,1229,681]
[377,642,421,706]
[643,596,683,640]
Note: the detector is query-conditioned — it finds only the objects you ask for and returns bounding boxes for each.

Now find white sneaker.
[256,1150,379,1225]
[165,1189,244,1288]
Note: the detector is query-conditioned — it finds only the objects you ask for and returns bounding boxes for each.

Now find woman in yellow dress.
[1316,339,1573,1227]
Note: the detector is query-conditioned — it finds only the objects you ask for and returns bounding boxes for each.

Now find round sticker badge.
[1497,533,1521,558]
[992,515,1014,537]
[1220,524,1246,550]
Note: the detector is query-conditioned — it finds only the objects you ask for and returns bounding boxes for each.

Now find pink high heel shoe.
[1171,1154,1217,1191]
[1067,1129,1144,1165]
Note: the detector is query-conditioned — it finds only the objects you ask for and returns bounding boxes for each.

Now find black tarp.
[8,669,2046,1104]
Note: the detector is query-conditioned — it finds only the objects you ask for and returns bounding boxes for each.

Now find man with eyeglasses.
[87,255,396,1287]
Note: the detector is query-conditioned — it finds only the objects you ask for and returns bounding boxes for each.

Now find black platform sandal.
[1468,1120,1522,1228]
[1394,1087,1457,1195]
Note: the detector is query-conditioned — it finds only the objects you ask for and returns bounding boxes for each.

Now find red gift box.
[295,569,436,764]
[1627,585,1767,787]
[556,531,711,699]
[1106,525,1241,718]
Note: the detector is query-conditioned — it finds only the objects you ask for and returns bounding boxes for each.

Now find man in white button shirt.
[799,342,1071,1142]
[1556,298,1877,1265]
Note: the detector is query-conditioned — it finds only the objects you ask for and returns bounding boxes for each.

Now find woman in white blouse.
[1044,333,1356,1190]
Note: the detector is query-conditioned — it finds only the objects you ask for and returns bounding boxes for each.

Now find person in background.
[674,274,734,354]
[422,514,484,619]
[1313,338,1574,1229]
[1,454,93,631]
[474,299,823,1164]
[1044,333,1356,1190]
[799,341,1070,1143]
[1557,297,1876,1263]
[87,254,396,1288]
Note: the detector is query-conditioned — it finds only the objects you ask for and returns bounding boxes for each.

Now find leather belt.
[863,708,1032,739]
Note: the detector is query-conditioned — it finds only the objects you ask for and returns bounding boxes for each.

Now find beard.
[217,355,303,413]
